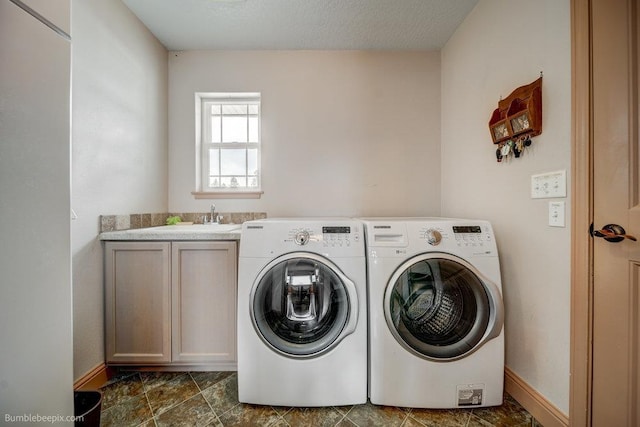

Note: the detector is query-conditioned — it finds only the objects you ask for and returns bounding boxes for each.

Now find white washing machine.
[362,217,504,409]
[237,218,367,406]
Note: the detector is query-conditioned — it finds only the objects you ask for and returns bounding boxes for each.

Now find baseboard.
[72,362,236,389]
[74,363,112,391]
[504,367,569,427]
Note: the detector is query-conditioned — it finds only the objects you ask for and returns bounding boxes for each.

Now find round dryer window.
[251,253,357,358]
[385,253,501,360]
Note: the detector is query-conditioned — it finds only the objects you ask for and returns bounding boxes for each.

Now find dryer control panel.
[413,222,497,257]
[415,225,493,246]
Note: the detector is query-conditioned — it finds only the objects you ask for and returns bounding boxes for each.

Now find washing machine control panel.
[322,226,360,248]
[452,225,493,249]
[287,225,361,249]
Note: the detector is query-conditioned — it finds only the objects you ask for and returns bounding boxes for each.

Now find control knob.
[426,229,442,246]
[294,230,310,245]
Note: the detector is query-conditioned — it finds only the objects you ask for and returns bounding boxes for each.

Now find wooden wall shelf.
[489,77,542,144]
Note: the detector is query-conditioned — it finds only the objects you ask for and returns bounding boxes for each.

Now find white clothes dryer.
[362,218,504,409]
[237,218,367,407]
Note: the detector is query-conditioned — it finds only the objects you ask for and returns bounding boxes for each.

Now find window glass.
[210,116,221,143]
[220,149,246,175]
[248,116,259,142]
[220,176,246,188]
[248,149,258,176]
[208,149,219,175]
[222,116,248,143]
[222,104,247,115]
[198,93,261,193]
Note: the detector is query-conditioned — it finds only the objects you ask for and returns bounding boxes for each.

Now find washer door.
[385,253,503,361]
[251,253,358,358]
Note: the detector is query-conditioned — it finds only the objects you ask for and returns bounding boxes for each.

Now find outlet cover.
[549,201,565,227]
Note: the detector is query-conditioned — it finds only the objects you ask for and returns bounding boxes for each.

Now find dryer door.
[251,253,358,358]
[385,253,503,360]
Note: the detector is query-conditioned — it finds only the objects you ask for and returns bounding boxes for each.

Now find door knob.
[590,223,637,242]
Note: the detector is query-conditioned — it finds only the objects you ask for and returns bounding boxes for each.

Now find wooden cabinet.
[488,77,542,144]
[172,242,237,367]
[105,242,172,364]
[105,241,237,368]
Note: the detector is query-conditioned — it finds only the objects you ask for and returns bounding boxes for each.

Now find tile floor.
[99,371,542,427]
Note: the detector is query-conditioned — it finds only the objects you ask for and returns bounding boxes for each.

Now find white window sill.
[191,191,263,199]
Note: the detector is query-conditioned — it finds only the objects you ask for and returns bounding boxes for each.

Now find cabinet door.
[105,242,171,364]
[172,241,237,367]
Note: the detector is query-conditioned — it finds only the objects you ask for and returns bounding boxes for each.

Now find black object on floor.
[74,390,103,427]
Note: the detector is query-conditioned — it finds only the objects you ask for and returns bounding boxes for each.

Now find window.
[194,93,261,198]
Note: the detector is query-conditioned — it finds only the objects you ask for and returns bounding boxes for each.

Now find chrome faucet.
[203,204,217,224]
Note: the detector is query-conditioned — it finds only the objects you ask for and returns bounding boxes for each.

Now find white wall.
[168,50,441,217]
[72,0,168,379]
[0,0,73,420]
[441,0,571,415]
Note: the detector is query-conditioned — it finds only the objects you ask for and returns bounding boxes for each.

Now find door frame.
[571,0,594,425]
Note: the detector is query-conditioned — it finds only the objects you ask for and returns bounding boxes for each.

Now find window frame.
[193,92,263,199]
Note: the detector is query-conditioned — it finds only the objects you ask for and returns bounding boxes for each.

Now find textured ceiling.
[121,0,478,51]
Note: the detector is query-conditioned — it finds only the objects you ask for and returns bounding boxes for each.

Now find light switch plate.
[531,170,567,199]
[549,201,565,227]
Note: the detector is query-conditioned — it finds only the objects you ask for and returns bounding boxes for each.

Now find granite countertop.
[99,224,242,241]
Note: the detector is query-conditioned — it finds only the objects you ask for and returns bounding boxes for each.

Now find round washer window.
[252,255,352,357]
[385,255,491,360]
